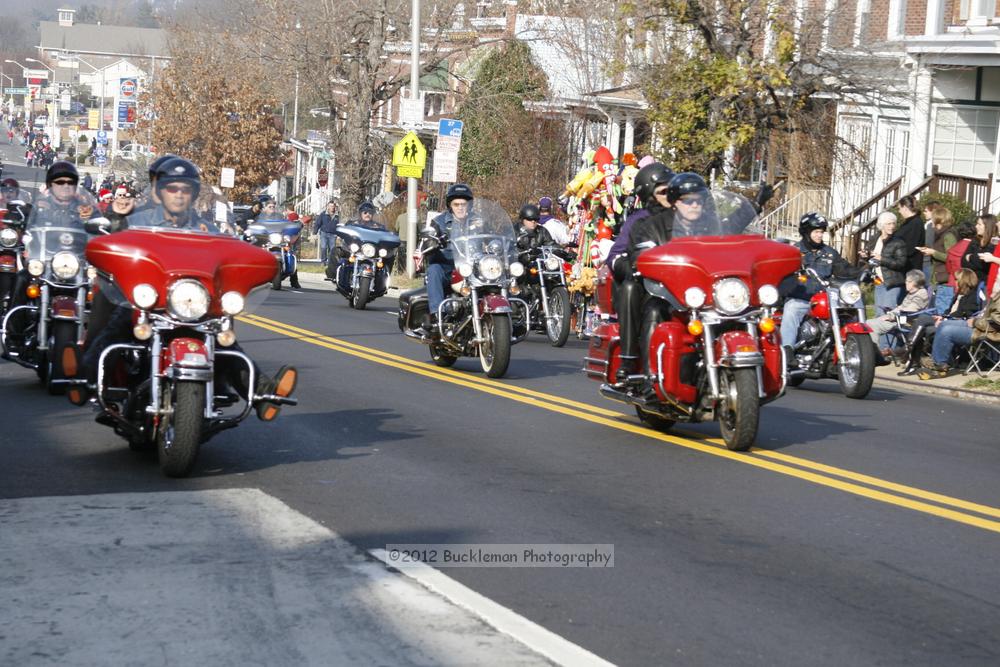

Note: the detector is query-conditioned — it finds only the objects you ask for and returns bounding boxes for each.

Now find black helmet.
[445,183,473,204]
[359,201,376,214]
[634,163,674,205]
[798,212,829,237]
[155,157,201,199]
[666,172,708,204]
[148,153,178,181]
[518,203,540,221]
[46,161,79,186]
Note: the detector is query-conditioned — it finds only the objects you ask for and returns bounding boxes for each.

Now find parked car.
[117,143,153,160]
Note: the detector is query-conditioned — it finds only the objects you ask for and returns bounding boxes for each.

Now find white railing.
[295,187,331,217]
[756,189,830,240]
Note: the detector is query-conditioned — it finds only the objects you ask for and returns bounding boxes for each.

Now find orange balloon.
[596,223,612,240]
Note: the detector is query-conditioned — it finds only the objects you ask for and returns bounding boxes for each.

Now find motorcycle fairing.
[842,322,872,334]
[648,321,698,404]
[479,294,511,314]
[809,291,831,320]
[715,330,763,368]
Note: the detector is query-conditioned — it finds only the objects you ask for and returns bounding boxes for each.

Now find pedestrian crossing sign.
[392,132,427,170]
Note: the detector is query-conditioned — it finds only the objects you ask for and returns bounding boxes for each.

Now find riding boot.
[290,271,301,289]
[615,355,638,386]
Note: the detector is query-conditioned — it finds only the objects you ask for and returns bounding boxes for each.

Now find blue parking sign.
[96,156,107,166]
[437,119,463,138]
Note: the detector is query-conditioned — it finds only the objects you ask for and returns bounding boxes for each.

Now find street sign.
[400,98,423,128]
[432,149,459,183]
[396,165,423,179]
[436,135,461,152]
[95,146,106,157]
[391,131,427,169]
[119,78,137,99]
[95,156,107,166]
[4,87,28,96]
[220,167,236,189]
[87,110,99,130]
[24,69,49,81]
[97,130,108,140]
[60,92,70,112]
[437,119,463,138]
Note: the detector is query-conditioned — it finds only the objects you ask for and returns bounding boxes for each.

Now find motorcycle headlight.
[361,243,376,258]
[713,278,750,315]
[27,259,43,276]
[457,261,473,277]
[510,261,525,277]
[684,286,706,309]
[378,248,388,257]
[167,279,210,321]
[349,243,360,253]
[132,283,158,309]
[51,251,80,279]
[477,255,504,281]
[268,232,283,245]
[544,255,561,271]
[220,290,245,315]
[758,284,779,306]
[0,228,18,247]
[839,281,862,305]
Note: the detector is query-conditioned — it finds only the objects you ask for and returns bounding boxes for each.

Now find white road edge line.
[370,549,614,667]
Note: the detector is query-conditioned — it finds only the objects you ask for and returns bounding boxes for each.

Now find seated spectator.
[961,214,998,287]
[919,276,1000,379]
[866,270,930,358]
[899,268,980,375]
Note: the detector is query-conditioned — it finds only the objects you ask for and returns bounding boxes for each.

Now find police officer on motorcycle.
[779,212,857,356]
[422,183,473,327]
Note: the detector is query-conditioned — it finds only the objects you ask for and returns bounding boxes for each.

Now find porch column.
[606,114,621,156]
[623,115,635,155]
[925,0,945,35]
[908,62,934,191]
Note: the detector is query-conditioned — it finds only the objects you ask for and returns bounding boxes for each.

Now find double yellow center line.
[240,313,1000,535]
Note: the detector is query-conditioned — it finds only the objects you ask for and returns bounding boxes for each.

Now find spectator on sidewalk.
[920,276,1000,379]
[961,214,997,288]
[859,210,907,310]
[865,270,930,356]
[895,195,925,274]
[915,205,957,313]
[313,201,339,266]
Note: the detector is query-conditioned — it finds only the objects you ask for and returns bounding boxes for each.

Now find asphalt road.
[1,144,999,664]
[3,273,1000,665]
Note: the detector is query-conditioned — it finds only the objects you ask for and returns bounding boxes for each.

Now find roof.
[513,15,614,101]
[39,20,168,59]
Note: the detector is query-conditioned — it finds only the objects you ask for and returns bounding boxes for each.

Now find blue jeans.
[931,319,973,365]
[427,260,455,316]
[874,284,903,312]
[319,232,337,265]
[780,298,813,349]
[933,285,955,316]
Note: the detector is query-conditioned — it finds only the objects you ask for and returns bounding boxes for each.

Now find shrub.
[916,192,977,226]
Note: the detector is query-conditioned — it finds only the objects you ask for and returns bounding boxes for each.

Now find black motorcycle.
[327,221,400,309]
[513,244,574,347]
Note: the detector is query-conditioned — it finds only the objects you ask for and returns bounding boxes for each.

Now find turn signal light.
[133,323,153,340]
[217,329,237,347]
[530,267,538,275]
[86,290,94,303]
[758,317,776,334]
[26,284,40,299]
[460,286,471,296]
[687,319,704,336]
[377,260,384,268]
[797,273,808,283]
[510,284,521,295]
[873,276,883,285]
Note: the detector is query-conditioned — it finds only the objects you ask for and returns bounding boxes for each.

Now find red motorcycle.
[79,226,297,477]
[585,192,801,451]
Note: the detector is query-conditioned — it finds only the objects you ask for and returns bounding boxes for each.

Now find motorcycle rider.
[515,203,555,257]
[132,153,178,212]
[0,177,23,207]
[537,196,570,246]
[422,183,473,328]
[778,212,858,359]
[127,157,218,232]
[65,158,297,421]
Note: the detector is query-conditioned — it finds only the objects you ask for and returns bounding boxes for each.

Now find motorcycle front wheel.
[352,275,372,310]
[545,286,571,348]
[157,380,204,478]
[45,321,77,395]
[838,333,875,399]
[718,367,759,452]
[479,313,511,378]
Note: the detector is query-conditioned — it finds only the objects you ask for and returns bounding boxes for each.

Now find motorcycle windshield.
[671,190,760,239]
[451,200,516,267]
[23,189,100,266]
[336,223,401,249]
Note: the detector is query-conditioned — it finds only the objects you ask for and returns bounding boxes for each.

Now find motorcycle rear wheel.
[352,275,372,310]
[546,286,571,348]
[838,333,875,399]
[635,406,675,432]
[479,314,512,378]
[429,342,457,367]
[718,367,759,452]
[157,381,204,478]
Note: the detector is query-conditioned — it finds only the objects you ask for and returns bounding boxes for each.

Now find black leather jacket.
[878,236,909,289]
[781,239,859,301]
[625,201,672,273]
[515,222,554,256]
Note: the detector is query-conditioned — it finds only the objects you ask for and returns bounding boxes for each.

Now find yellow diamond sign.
[392,131,427,170]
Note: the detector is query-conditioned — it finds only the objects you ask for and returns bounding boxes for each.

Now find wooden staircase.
[829,166,994,262]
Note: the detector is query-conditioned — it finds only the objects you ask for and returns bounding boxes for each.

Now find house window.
[931,106,999,178]
[424,92,445,118]
[878,120,910,186]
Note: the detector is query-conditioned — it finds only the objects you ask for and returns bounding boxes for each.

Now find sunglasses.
[51,179,76,186]
[115,194,133,200]
[163,184,193,195]
[678,197,704,206]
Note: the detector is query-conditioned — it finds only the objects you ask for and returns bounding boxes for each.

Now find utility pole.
[406,0,420,278]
